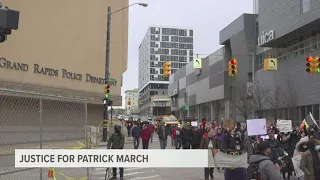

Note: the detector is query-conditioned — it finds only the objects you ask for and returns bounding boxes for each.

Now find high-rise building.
[138,26,193,116]
[125,89,139,115]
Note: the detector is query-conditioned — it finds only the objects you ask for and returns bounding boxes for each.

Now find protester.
[131,123,141,149]
[200,128,214,180]
[107,124,125,180]
[249,141,283,180]
[147,122,155,143]
[141,124,151,149]
[300,139,320,180]
[157,121,169,149]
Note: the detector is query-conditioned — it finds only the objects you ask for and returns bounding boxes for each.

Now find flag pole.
[309,112,319,128]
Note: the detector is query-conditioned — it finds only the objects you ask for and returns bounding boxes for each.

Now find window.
[189,30,193,36]
[301,0,310,14]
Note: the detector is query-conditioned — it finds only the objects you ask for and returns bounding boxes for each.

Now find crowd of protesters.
[123,116,320,180]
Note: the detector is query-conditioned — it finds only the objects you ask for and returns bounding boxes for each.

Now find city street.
[91,123,224,180]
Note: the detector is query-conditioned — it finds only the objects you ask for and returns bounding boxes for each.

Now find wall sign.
[0,57,117,86]
[257,30,274,46]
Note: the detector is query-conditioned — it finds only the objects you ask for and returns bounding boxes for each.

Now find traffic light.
[316,56,320,73]
[306,56,312,73]
[104,84,110,98]
[163,61,171,77]
[228,57,237,76]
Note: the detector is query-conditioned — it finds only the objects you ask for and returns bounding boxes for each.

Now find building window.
[301,0,310,14]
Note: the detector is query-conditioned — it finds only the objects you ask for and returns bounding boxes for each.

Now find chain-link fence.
[0,88,91,180]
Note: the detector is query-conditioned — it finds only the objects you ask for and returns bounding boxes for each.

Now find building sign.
[0,57,117,86]
[257,30,274,46]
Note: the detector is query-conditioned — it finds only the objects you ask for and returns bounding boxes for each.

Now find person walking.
[132,123,141,149]
[141,124,151,149]
[107,124,125,180]
[181,123,192,149]
[157,121,169,149]
[173,124,182,149]
[200,128,215,180]
[147,122,155,143]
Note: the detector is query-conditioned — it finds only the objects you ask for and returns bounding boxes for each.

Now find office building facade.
[125,89,139,115]
[0,0,129,125]
[138,26,193,116]
[169,0,320,125]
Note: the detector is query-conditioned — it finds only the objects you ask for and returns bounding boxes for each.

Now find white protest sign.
[292,155,304,177]
[277,119,292,132]
[191,121,198,127]
[246,119,267,136]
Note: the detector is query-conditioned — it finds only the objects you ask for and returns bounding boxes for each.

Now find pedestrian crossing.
[91,167,161,180]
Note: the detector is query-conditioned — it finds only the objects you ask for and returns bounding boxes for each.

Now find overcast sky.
[120,0,254,108]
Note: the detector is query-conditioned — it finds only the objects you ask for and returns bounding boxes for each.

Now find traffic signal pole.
[102,7,111,142]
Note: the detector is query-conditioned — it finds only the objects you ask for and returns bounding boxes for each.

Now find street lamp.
[103,2,147,141]
[105,2,148,85]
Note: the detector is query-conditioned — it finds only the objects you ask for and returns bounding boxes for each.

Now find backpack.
[247,159,267,180]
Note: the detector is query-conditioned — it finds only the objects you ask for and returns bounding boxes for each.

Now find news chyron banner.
[15,149,208,168]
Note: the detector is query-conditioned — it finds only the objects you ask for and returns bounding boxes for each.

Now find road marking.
[93,168,149,175]
[129,175,160,180]
[98,172,146,179]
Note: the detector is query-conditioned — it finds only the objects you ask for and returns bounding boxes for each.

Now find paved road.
[92,122,298,180]
[91,125,225,180]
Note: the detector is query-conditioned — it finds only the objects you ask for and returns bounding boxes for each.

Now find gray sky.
[120,0,254,108]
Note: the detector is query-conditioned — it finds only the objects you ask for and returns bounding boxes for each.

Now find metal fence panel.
[0,88,90,180]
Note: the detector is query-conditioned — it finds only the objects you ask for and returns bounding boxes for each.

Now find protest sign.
[246,119,267,136]
[213,151,247,168]
[191,121,198,127]
[277,119,292,132]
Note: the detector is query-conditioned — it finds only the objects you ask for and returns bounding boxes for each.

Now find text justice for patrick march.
[19,154,149,163]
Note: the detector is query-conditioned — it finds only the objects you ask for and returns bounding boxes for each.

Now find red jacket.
[141,128,151,142]
[172,127,181,139]
[147,124,155,133]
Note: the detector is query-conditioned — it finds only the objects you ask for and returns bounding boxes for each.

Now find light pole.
[105,2,148,85]
[103,2,148,140]
[249,53,255,118]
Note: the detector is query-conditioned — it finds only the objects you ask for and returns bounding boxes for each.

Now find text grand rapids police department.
[19,154,149,163]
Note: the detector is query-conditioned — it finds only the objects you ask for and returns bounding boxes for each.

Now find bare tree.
[282,77,299,121]
[236,84,252,120]
[252,82,269,118]
[266,83,282,121]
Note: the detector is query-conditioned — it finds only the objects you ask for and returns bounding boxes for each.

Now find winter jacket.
[191,130,202,146]
[132,127,141,137]
[172,127,181,139]
[107,133,125,149]
[181,127,192,142]
[215,133,227,149]
[157,125,169,140]
[300,150,316,180]
[147,124,155,134]
[140,129,151,142]
[249,153,283,180]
